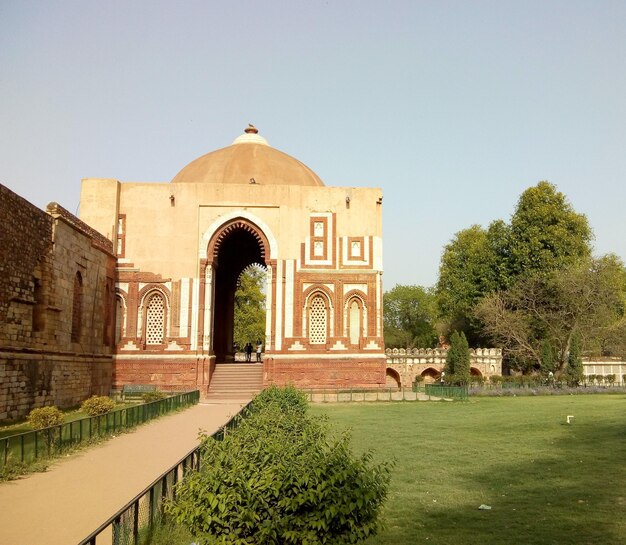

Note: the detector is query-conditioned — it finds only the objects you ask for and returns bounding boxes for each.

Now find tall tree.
[436,182,594,348]
[435,225,500,345]
[383,284,438,348]
[444,331,471,384]
[233,266,266,350]
[565,333,583,385]
[507,181,592,277]
[475,256,626,372]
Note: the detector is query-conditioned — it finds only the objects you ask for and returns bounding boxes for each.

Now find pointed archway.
[204,219,271,363]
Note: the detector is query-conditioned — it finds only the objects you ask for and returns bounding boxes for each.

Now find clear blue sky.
[1,1,625,289]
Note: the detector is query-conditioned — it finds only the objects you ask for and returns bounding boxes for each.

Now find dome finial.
[232,125,269,146]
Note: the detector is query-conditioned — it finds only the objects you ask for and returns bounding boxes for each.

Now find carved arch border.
[343,289,368,341]
[114,288,128,344]
[200,211,278,264]
[136,284,172,345]
[301,284,335,342]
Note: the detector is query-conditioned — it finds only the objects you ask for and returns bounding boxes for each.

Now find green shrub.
[27,406,64,430]
[489,375,503,386]
[252,384,308,414]
[444,331,470,384]
[167,386,391,544]
[142,390,168,403]
[81,395,115,416]
[540,339,555,373]
[140,519,195,545]
[564,333,583,386]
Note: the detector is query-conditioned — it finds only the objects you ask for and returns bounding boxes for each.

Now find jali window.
[145,293,165,345]
[309,295,327,345]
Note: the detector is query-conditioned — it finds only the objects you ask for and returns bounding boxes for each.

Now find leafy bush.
[81,395,115,416]
[141,519,195,545]
[167,386,392,544]
[142,390,168,403]
[489,375,503,386]
[27,406,64,430]
[252,383,309,415]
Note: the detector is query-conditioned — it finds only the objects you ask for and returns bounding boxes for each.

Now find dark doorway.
[212,223,267,362]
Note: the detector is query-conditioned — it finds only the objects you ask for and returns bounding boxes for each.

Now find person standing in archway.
[256,340,263,362]
[245,342,253,362]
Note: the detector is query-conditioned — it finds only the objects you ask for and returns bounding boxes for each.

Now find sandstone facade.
[80,127,386,392]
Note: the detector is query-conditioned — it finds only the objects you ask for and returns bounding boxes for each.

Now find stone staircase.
[204,363,264,402]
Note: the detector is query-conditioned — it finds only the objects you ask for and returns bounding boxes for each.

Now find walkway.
[0,401,247,545]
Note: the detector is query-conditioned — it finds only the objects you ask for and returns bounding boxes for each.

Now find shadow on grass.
[384,409,626,545]
[425,422,626,545]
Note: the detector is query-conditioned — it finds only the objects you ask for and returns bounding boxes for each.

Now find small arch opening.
[71,271,83,343]
[421,367,441,384]
[386,368,401,390]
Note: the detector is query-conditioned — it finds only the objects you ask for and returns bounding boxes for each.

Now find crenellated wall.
[385,347,503,388]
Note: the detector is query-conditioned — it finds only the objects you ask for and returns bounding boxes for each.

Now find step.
[207,363,264,399]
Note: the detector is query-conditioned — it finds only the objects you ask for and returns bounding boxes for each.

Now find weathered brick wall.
[263,357,387,388]
[0,355,112,421]
[0,184,116,422]
[0,185,52,323]
[113,357,199,391]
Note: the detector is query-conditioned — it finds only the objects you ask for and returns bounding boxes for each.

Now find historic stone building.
[385,347,503,388]
[0,185,115,421]
[80,126,386,393]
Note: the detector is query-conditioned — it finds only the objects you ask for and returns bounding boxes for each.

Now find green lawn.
[311,395,626,545]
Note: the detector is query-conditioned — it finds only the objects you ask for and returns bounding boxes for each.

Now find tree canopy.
[507,181,592,277]
[436,181,595,350]
[435,225,499,345]
[475,255,626,372]
[233,265,266,349]
[383,284,438,348]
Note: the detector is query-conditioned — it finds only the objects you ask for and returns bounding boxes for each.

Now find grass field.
[311,395,626,545]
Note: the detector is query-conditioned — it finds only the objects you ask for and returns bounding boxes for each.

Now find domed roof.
[171,125,324,187]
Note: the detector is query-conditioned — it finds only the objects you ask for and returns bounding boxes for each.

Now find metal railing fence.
[301,385,470,402]
[78,400,254,545]
[423,384,469,400]
[0,390,199,471]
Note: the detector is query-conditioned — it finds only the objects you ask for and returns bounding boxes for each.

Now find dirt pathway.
[0,401,247,545]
